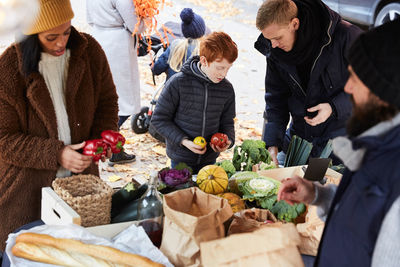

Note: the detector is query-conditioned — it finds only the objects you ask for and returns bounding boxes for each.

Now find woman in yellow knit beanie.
[0,0,119,251]
[24,0,75,35]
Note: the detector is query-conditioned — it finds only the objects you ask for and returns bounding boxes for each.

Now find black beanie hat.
[180,8,206,39]
[348,19,400,108]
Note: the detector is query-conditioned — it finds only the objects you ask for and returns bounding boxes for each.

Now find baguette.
[12,232,164,267]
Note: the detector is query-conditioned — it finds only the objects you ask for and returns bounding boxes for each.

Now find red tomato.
[210,133,228,148]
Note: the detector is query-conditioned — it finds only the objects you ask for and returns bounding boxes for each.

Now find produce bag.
[296,173,342,256]
[296,206,324,256]
[160,187,233,267]
[200,223,304,267]
[227,208,278,235]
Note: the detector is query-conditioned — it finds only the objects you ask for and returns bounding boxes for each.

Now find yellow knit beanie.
[24,0,74,35]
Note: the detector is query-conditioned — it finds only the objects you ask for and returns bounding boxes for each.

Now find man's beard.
[347,96,398,137]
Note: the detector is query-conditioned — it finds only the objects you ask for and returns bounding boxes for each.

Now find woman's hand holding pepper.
[57,142,92,173]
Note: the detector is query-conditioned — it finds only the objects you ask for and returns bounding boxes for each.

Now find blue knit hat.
[180,8,206,39]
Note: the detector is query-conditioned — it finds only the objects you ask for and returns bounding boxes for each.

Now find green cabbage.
[228,171,260,195]
[239,177,281,200]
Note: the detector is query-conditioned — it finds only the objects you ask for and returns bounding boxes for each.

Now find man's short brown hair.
[200,31,238,63]
[256,0,298,30]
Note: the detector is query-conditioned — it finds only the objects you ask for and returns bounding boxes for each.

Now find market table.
[2,219,316,267]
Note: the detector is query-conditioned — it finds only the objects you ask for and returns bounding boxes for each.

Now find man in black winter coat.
[255,0,362,165]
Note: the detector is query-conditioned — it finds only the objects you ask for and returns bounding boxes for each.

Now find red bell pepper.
[101,130,126,153]
[83,139,108,162]
[210,133,229,148]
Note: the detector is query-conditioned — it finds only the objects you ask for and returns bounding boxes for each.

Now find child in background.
[152,8,206,81]
[151,32,238,173]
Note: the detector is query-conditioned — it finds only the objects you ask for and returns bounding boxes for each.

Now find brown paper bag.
[201,223,304,267]
[160,187,233,267]
[296,173,342,256]
[228,208,278,235]
[296,206,324,256]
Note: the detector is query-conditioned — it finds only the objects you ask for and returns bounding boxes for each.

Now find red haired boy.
[151,32,238,173]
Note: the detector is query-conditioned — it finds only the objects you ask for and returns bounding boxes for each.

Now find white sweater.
[38,50,71,178]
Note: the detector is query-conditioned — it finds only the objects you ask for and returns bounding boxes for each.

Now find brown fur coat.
[0,27,119,250]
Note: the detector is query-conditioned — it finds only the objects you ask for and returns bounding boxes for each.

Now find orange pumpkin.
[217,192,245,213]
[197,165,228,194]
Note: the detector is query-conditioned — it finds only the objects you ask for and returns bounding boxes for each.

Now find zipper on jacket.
[197,83,209,165]
[310,20,333,75]
[289,74,306,96]
[289,21,333,100]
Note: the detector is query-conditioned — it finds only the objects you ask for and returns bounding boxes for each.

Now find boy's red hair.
[200,32,238,63]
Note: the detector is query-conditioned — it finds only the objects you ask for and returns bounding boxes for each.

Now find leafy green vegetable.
[216,160,236,178]
[174,162,193,174]
[239,177,279,199]
[228,171,260,194]
[259,194,277,210]
[233,139,271,171]
[270,200,306,222]
[238,176,306,222]
[259,161,277,170]
[284,135,313,167]
[239,177,281,207]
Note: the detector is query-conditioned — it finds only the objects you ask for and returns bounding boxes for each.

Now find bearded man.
[278,18,400,267]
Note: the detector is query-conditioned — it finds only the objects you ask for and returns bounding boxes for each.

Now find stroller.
[131,22,184,143]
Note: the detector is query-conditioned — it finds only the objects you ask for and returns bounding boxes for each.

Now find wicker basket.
[52,174,113,227]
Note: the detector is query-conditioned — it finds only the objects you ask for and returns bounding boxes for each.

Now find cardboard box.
[41,187,137,238]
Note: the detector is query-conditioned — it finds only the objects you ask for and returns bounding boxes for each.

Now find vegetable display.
[238,176,306,222]
[83,139,108,162]
[232,140,272,171]
[210,133,228,148]
[158,168,191,187]
[111,199,141,223]
[239,177,280,202]
[215,160,236,178]
[258,161,277,170]
[217,192,245,213]
[111,183,148,219]
[157,162,194,194]
[193,136,206,149]
[270,199,306,222]
[197,165,228,194]
[228,171,260,195]
[101,130,125,154]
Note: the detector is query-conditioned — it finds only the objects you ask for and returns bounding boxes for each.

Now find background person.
[254,0,362,165]
[86,0,146,165]
[152,8,206,81]
[0,0,118,251]
[278,19,400,266]
[151,32,238,174]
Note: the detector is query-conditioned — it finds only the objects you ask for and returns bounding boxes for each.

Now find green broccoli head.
[271,200,306,222]
[241,139,266,151]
